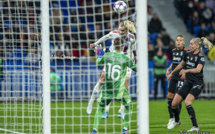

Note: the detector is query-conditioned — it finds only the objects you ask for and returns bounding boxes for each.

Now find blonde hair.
[119,20,136,33]
[192,37,213,51]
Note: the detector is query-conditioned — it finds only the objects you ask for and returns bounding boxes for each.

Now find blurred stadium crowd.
[0,0,214,66]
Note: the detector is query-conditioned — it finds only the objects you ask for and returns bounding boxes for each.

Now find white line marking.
[0,128,26,134]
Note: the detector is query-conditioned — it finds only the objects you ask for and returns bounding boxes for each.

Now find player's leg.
[176,80,184,114]
[92,99,112,133]
[168,81,190,129]
[87,70,105,114]
[117,91,133,134]
[101,102,111,119]
[186,85,203,132]
[167,79,177,127]
[119,68,132,120]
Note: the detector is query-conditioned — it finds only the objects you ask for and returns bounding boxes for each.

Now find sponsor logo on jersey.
[180,51,183,56]
[173,57,181,61]
[187,61,195,66]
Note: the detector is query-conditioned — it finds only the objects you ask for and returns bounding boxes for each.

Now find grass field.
[0,100,214,134]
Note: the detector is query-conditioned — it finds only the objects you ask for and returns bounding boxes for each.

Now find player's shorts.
[177,81,204,100]
[97,89,132,107]
[126,68,133,77]
[168,79,184,94]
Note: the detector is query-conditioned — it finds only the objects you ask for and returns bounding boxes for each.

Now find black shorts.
[177,80,204,100]
[168,79,184,94]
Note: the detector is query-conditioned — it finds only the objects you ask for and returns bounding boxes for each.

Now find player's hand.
[180,73,186,80]
[166,70,170,78]
[95,45,104,58]
[90,43,95,48]
[179,69,187,75]
[167,73,172,81]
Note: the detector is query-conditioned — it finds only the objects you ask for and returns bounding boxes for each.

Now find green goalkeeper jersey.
[96,51,137,99]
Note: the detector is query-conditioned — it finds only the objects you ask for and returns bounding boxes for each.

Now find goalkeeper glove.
[95,44,104,59]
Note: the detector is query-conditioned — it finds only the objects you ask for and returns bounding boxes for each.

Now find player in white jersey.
[87,20,136,120]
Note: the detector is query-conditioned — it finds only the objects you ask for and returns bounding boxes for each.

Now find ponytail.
[201,37,213,51]
[192,37,213,51]
[119,20,136,33]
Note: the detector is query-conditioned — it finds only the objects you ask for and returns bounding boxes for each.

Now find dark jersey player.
[167,37,213,132]
[166,35,189,127]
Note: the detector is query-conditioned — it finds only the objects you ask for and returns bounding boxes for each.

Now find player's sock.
[105,102,111,112]
[119,104,125,113]
[89,82,102,104]
[178,103,182,115]
[186,105,198,127]
[124,103,133,128]
[93,105,104,129]
[167,98,174,118]
[172,106,180,122]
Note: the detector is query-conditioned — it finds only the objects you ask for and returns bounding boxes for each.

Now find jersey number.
[107,63,121,81]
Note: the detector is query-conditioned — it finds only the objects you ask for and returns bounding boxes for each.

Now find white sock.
[105,102,111,112]
[118,104,125,113]
[89,82,101,104]
[123,127,127,130]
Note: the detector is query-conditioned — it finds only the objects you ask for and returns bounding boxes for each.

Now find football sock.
[172,106,180,122]
[93,105,104,129]
[186,105,198,127]
[105,102,111,112]
[89,82,102,104]
[168,98,174,118]
[124,103,133,128]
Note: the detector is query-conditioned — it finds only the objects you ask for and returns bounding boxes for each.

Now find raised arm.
[90,32,114,48]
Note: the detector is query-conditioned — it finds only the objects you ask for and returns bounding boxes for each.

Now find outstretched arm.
[90,33,112,48]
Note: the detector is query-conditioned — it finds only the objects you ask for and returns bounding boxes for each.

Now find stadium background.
[0,0,215,134]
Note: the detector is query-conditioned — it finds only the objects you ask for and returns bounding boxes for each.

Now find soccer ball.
[113,1,127,14]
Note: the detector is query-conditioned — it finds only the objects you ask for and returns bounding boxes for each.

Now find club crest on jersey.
[190,57,193,60]
[176,53,179,55]
[195,56,198,61]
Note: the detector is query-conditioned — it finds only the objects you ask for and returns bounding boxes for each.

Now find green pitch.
[0,100,214,134]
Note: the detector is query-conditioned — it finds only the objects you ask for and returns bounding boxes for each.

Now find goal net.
[0,0,43,134]
[0,0,145,134]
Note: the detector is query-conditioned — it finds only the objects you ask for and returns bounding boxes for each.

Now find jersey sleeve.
[198,56,205,66]
[128,58,137,72]
[183,52,188,62]
[95,31,119,46]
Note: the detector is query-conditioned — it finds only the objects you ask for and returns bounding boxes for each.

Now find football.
[113,1,127,14]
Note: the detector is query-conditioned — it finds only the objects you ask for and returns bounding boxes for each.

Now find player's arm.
[90,32,113,48]
[166,63,172,77]
[167,60,186,80]
[180,56,205,75]
[128,58,137,72]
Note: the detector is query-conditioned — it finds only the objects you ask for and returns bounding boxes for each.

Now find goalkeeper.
[91,37,136,134]
[87,20,136,120]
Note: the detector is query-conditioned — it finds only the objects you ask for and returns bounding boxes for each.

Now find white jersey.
[94,30,136,59]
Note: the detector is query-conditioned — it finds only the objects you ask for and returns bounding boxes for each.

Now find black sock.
[186,105,198,127]
[168,98,174,118]
[172,106,180,122]
[179,103,182,115]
